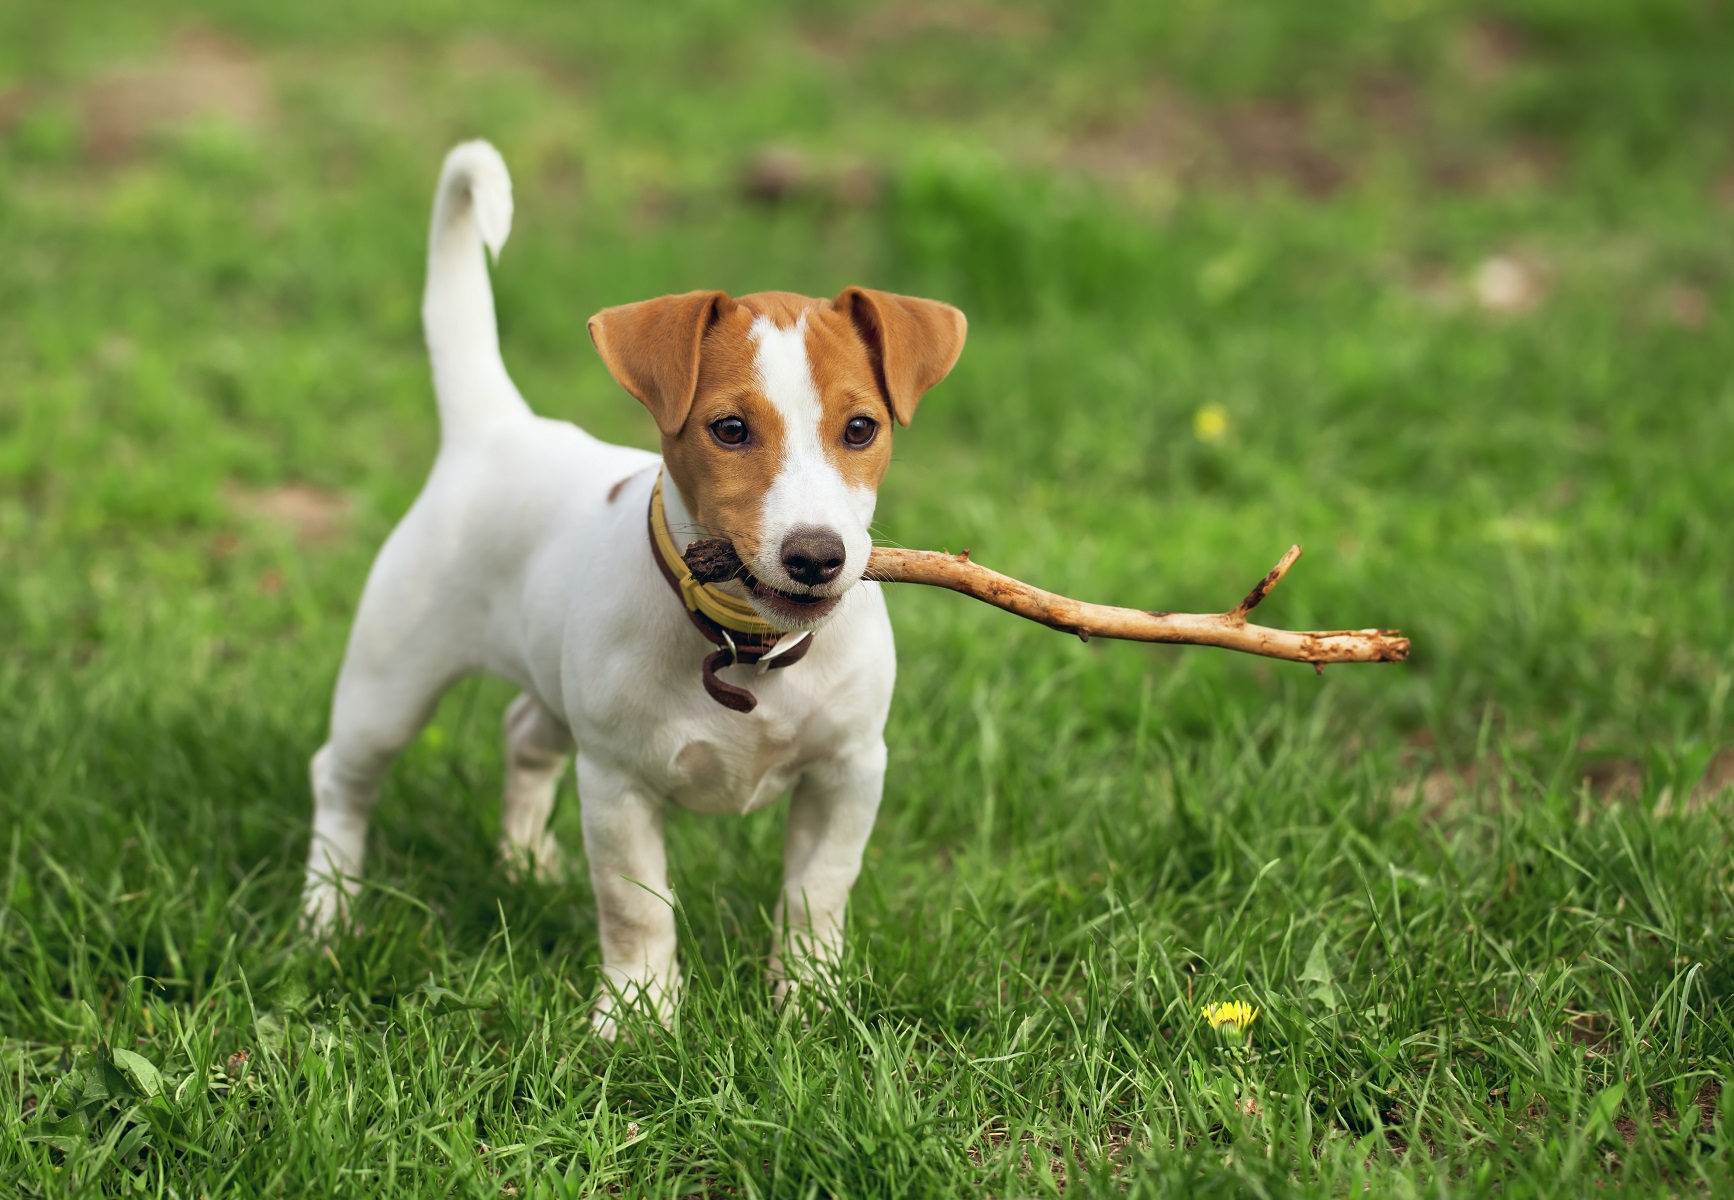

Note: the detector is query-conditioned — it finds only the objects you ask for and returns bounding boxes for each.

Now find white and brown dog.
[301,141,965,1035]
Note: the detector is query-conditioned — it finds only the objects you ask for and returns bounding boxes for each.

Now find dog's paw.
[591,1005,623,1043]
[300,882,362,938]
[591,969,681,1041]
[770,965,839,1024]
[499,834,568,884]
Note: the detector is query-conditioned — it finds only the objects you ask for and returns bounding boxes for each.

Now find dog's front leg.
[770,741,887,1010]
[576,754,679,1039]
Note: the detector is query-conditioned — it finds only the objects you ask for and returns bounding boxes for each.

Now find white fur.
[302,142,895,1037]
[747,315,878,601]
[422,141,522,441]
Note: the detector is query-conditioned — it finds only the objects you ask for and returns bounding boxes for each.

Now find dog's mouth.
[743,571,842,625]
[681,537,844,626]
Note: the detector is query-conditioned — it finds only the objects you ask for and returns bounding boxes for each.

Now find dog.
[301,141,966,1036]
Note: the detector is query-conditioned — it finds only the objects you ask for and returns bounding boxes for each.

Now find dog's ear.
[587,290,732,436]
[833,287,967,426]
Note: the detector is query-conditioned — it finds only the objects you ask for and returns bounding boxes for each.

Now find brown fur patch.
[659,293,898,566]
[802,307,895,491]
[737,291,816,328]
[661,298,793,565]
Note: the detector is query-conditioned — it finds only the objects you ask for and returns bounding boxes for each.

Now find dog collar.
[648,475,814,713]
[649,476,780,636]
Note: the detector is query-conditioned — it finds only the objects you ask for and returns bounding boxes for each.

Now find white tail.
[423,140,529,438]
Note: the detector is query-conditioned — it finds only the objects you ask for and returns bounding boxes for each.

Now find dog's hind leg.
[303,582,467,934]
[499,693,574,880]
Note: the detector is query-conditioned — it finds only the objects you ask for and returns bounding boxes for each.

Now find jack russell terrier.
[301,141,966,1036]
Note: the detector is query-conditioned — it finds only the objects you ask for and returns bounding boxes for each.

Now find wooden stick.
[684,539,1410,667]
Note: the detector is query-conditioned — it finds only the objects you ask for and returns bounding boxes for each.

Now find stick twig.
[684,539,1410,666]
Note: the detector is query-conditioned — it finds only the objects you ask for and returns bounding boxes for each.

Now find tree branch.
[684,539,1410,667]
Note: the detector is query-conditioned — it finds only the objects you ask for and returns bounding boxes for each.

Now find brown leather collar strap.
[647,494,813,713]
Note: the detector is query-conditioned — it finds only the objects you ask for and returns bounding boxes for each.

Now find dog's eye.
[842,416,878,447]
[710,416,749,446]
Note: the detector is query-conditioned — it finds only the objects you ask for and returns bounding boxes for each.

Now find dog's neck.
[657,465,700,555]
[655,464,756,604]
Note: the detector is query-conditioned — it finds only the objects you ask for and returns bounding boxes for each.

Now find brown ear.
[587,290,731,435]
[834,287,967,426]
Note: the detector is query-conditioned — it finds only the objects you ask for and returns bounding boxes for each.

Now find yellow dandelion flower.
[1192,404,1229,443]
[1201,1001,1259,1033]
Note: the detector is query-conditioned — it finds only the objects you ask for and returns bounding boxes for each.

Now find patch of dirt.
[1698,747,1734,798]
[808,0,1049,55]
[1058,85,1194,183]
[1400,244,1562,315]
[1060,40,1565,201]
[966,1122,1137,1189]
[1058,86,1347,196]
[79,27,273,162]
[0,85,30,136]
[1394,744,1734,820]
[1454,17,1526,85]
[1392,761,1484,818]
[440,32,580,93]
[1365,71,1426,126]
[225,482,351,546]
[1563,1009,1611,1054]
[1693,1080,1722,1130]
[1424,135,1562,195]
[1659,283,1710,331]
[742,144,813,205]
[1605,1080,1721,1143]
[1656,746,1734,815]
[739,144,881,208]
[1059,73,1572,199]
[1577,756,1644,804]
[1217,101,1347,196]
[444,33,539,76]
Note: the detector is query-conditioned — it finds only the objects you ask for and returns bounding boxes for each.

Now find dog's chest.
[664,722,806,815]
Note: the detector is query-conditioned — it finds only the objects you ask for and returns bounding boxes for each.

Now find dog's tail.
[423,140,529,438]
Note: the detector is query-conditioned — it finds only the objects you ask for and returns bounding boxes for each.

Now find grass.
[2,0,1732,1194]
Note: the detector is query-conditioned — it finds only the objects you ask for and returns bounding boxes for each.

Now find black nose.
[780,527,846,587]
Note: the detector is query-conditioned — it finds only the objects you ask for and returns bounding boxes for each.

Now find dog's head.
[588,289,966,629]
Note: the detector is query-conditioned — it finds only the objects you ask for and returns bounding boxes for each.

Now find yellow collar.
[650,476,780,636]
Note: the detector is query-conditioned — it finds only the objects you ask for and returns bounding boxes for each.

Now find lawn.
[2,0,1732,1195]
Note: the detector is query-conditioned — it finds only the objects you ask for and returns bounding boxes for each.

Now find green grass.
[3,0,1733,1195]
